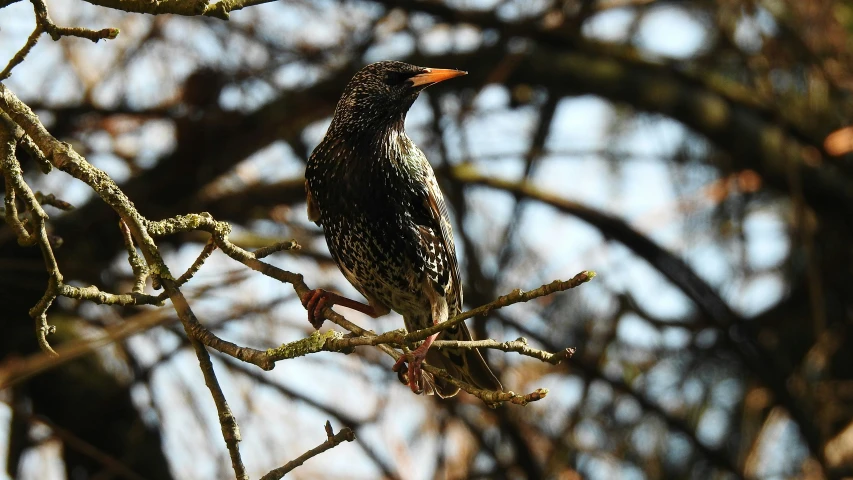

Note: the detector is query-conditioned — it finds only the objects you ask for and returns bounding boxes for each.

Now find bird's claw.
[301,289,331,329]
[393,352,426,395]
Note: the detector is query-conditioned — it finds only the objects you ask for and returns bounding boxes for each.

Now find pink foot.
[300,289,382,329]
[301,289,333,329]
[392,333,438,394]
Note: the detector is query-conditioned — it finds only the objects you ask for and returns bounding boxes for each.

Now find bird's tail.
[423,321,503,398]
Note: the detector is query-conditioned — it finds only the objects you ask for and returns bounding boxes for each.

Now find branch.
[451,165,828,467]
[80,0,277,20]
[119,220,149,293]
[259,421,355,480]
[1,0,119,78]
[58,283,162,307]
[31,0,119,42]
[174,237,217,287]
[2,78,589,410]
[266,270,591,361]
[0,22,43,80]
[431,338,575,365]
[253,239,300,259]
[0,115,60,356]
[223,359,403,480]
[0,83,249,480]
[405,271,594,343]
[262,273,589,406]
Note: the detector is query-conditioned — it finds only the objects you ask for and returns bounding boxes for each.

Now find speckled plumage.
[304,61,502,397]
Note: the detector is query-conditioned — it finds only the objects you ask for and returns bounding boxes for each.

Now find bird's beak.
[409,68,467,88]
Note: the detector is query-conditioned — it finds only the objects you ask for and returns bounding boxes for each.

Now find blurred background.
[1,0,853,478]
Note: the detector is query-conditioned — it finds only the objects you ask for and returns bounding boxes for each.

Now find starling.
[303,61,502,397]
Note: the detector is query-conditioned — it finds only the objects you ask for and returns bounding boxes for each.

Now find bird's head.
[330,61,466,136]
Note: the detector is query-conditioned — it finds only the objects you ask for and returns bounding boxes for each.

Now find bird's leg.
[392,332,438,395]
[301,289,381,329]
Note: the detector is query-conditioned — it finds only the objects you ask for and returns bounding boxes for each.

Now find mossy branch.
[0,83,248,480]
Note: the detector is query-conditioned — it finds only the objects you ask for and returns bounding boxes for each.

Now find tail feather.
[424,322,503,398]
[411,282,503,398]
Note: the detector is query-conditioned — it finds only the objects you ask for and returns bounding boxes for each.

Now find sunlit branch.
[408,271,594,343]
[431,338,575,365]
[3,73,586,412]
[260,421,355,480]
[1,0,120,81]
[0,22,42,81]
[80,0,278,20]
[253,239,300,259]
[31,0,119,42]
[119,220,150,293]
[451,164,830,470]
[0,83,249,480]
[174,238,218,288]
[143,207,588,405]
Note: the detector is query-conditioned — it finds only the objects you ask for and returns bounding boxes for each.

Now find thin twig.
[59,283,163,307]
[0,83,248,480]
[0,112,51,173]
[0,116,60,355]
[31,0,119,42]
[431,338,576,365]
[2,175,34,245]
[423,362,549,407]
[119,220,149,293]
[260,421,355,480]
[403,271,595,344]
[253,239,300,259]
[0,22,43,80]
[29,286,58,357]
[35,191,73,210]
[174,238,217,287]
[80,0,278,20]
[266,298,584,366]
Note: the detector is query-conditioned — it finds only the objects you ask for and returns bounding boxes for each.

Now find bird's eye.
[384,71,416,86]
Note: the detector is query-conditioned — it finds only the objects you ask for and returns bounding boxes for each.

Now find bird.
[302,60,502,397]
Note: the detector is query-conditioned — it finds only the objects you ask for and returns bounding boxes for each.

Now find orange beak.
[409,68,467,88]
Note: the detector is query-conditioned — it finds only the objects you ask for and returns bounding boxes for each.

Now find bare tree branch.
[259,421,355,480]
[80,0,277,20]
[0,83,250,480]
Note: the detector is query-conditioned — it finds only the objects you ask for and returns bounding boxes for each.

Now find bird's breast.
[306,137,436,315]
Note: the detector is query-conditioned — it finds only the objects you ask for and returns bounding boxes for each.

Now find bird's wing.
[416,163,504,393]
[418,166,462,314]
